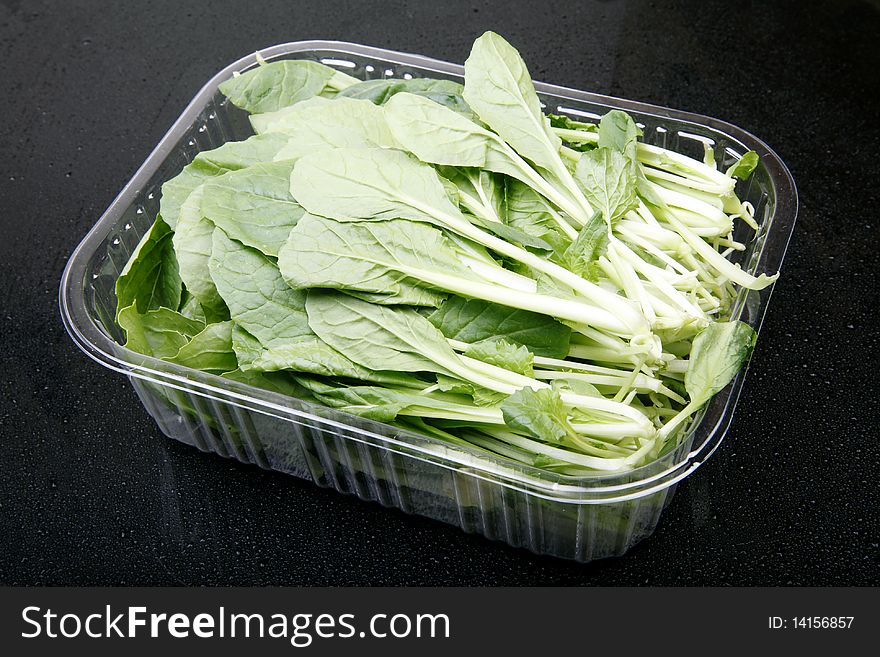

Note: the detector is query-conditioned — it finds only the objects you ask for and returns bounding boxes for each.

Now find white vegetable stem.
[662,213,778,290]
[493,137,594,227]
[406,194,652,338]
[398,262,634,335]
[455,354,656,435]
[551,127,735,192]
[458,253,538,293]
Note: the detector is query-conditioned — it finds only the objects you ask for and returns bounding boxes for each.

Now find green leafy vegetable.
[163,321,237,373]
[463,31,562,174]
[115,216,181,318]
[726,150,759,179]
[221,368,314,399]
[562,211,610,280]
[305,291,466,379]
[118,305,204,359]
[219,59,344,114]
[658,321,757,439]
[503,179,574,249]
[208,227,322,349]
[501,387,572,443]
[209,229,410,386]
[337,77,472,115]
[111,32,776,476]
[290,146,648,337]
[278,213,451,307]
[160,132,290,229]
[598,110,643,155]
[685,321,757,402]
[178,292,207,323]
[547,113,598,132]
[426,296,571,359]
[465,339,534,377]
[595,110,667,210]
[384,93,506,169]
[252,96,397,152]
[200,161,303,256]
[309,383,502,425]
[384,92,589,226]
[172,185,228,318]
[574,148,639,224]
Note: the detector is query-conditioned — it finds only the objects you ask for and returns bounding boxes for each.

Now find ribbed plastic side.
[130,376,677,561]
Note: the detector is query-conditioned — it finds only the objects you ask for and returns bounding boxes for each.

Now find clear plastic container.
[59,41,797,562]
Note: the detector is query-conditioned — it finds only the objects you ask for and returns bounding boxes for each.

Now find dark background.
[2,0,878,585]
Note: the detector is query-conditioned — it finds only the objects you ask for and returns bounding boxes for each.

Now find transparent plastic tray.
[60,41,797,562]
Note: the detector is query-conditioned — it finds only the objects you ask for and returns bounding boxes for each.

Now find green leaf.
[594,111,666,211]
[195,132,292,170]
[221,368,314,399]
[117,304,204,359]
[433,169,544,254]
[663,377,689,402]
[501,387,572,443]
[598,110,642,157]
[685,321,757,405]
[636,170,669,210]
[433,375,504,408]
[160,132,289,229]
[561,210,609,281]
[503,178,550,225]
[550,378,602,399]
[465,339,534,377]
[172,185,228,317]
[290,147,464,228]
[658,320,757,441]
[465,211,553,251]
[337,77,472,116]
[115,216,181,318]
[312,385,411,423]
[427,296,571,359]
[289,148,619,331]
[463,32,562,173]
[210,231,407,385]
[230,324,266,369]
[384,92,508,169]
[239,336,407,382]
[551,114,597,152]
[305,291,464,379]
[178,292,207,323]
[200,161,303,257]
[252,96,397,154]
[547,114,598,131]
[228,298,408,384]
[532,270,581,301]
[434,374,475,394]
[574,147,639,224]
[310,384,496,424]
[163,321,237,373]
[219,60,336,113]
[209,228,314,348]
[278,213,453,307]
[279,210,610,333]
[385,92,546,191]
[503,179,571,254]
[725,150,759,179]
[438,167,506,219]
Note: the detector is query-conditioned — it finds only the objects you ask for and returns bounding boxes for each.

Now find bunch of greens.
[114,32,771,475]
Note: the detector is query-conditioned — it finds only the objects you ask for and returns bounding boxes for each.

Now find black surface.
[2,0,878,586]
